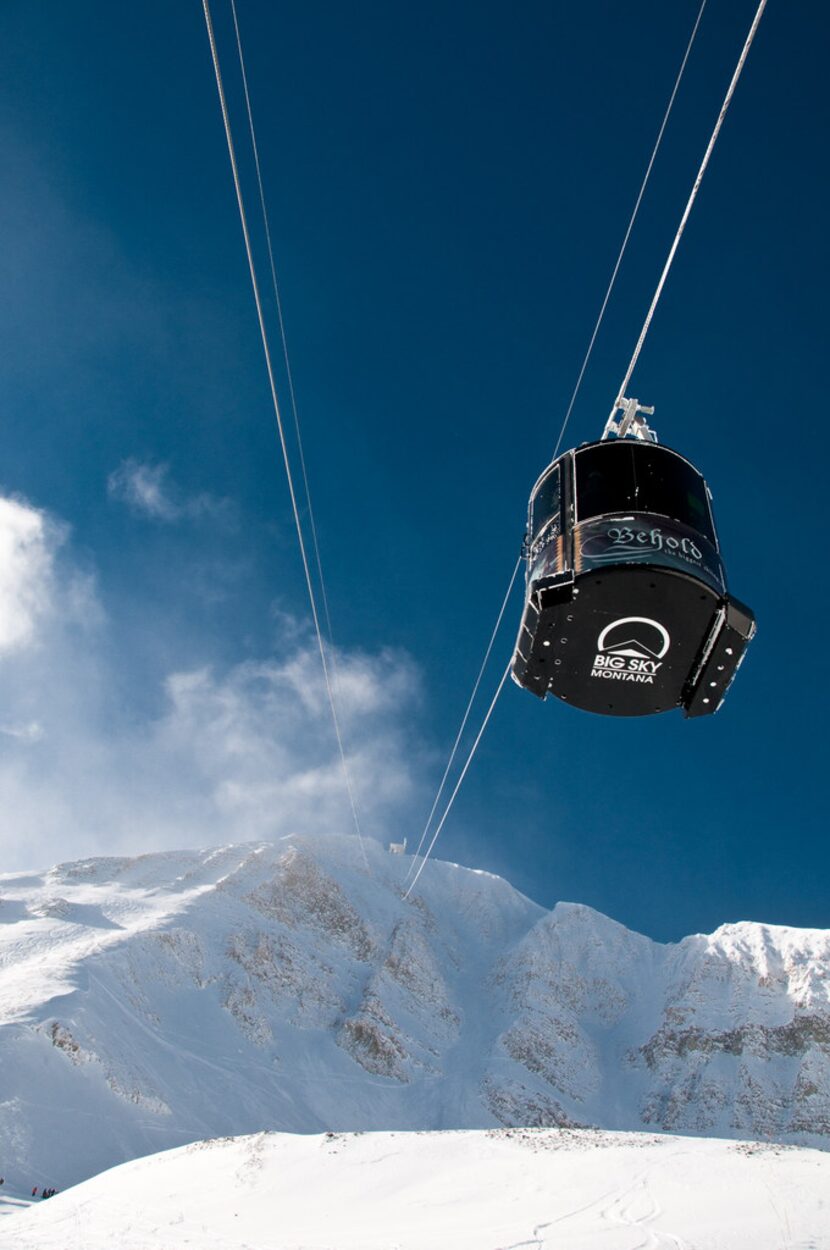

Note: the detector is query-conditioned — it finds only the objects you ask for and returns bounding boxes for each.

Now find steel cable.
[403,660,512,901]
[552,0,707,460]
[405,557,522,880]
[407,0,711,893]
[228,0,340,657]
[202,0,370,870]
[609,0,768,419]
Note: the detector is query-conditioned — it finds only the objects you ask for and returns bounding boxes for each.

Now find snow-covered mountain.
[0,834,828,1190]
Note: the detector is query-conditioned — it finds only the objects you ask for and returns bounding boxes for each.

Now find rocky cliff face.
[0,835,827,1186]
[494,902,830,1142]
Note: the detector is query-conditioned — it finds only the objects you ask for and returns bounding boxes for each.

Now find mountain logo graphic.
[596,617,670,661]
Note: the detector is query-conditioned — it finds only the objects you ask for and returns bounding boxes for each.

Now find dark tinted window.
[634,445,714,541]
[530,465,560,542]
[576,443,714,542]
[576,444,636,518]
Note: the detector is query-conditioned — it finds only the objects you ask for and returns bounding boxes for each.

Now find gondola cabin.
[511,436,755,716]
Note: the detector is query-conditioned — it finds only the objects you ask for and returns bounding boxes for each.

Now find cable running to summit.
[201,0,370,867]
[510,0,766,720]
[409,0,767,891]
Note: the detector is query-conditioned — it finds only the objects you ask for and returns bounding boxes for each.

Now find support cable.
[229,0,360,842]
[201,0,370,870]
[228,0,339,657]
[405,556,522,881]
[407,1,709,890]
[608,0,768,421]
[403,659,512,901]
[552,0,707,461]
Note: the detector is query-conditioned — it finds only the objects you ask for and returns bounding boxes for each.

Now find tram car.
[511,434,755,717]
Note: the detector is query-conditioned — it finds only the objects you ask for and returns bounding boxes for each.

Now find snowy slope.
[1,1127,828,1250]
[0,834,828,1193]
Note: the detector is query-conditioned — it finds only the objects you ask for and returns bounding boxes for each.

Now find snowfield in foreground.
[0,1127,827,1250]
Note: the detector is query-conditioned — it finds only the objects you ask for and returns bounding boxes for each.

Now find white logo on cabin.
[591,617,670,683]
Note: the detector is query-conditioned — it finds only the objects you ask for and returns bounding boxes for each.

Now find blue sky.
[0,0,826,942]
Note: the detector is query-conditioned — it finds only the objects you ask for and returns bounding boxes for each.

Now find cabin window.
[575,444,715,542]
[575,444,636,518]
[633,446,715,542]
[530,465,560,543]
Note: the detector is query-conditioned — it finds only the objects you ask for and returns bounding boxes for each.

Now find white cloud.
[0,496,56,653]
[0,721,43,742]
[0,492,422,869]
[107,459,231,525]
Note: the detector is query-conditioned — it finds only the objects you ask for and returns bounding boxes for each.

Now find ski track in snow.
[538,1152,690,1250]
[0,1128,827,1250]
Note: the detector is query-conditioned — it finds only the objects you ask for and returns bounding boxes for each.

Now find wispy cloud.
[0,721,43,742]
[107,459,233,525]
[0,491,422,870]
[0,496,59,652]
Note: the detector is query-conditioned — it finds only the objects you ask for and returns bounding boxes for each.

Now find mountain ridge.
[0,833,827,1189]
